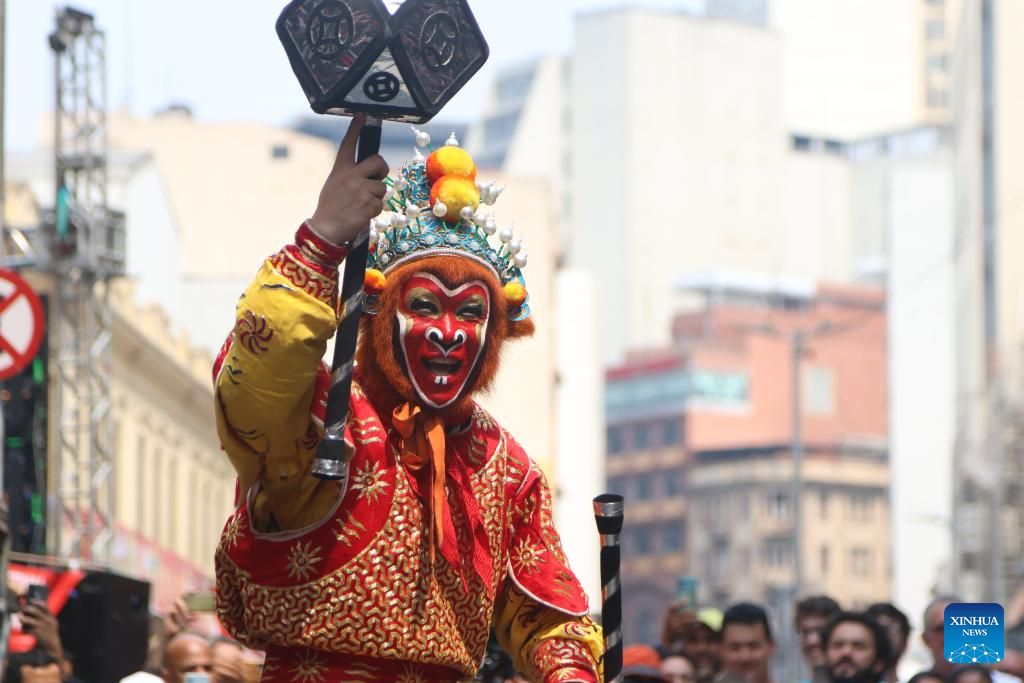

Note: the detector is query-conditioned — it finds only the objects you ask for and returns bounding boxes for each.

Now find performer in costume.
[212,116,603,683]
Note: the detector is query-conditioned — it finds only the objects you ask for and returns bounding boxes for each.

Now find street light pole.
[791,330,805,601]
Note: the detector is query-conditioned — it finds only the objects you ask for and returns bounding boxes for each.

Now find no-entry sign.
[0,269,45,381]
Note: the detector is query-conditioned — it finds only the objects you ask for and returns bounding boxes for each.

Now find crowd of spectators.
[619,596,1024,683]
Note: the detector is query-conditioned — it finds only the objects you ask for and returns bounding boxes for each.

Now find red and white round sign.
[0,269,45,381]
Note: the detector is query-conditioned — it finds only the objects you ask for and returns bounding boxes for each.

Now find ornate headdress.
[364,131,530,320]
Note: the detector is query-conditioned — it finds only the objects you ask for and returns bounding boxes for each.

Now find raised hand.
[309,114,390,246]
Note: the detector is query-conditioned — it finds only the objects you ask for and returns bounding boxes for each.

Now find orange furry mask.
[355,256,534,419]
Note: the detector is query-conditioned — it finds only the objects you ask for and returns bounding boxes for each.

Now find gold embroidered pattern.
[528,637,600,682]
[350,461,390,503]
[270,252,337,304]
[335,512,366,546]
[216,444,512,677]
[512,538,546,576]
[468,434,488,466]
[472,406,495,432]
[286,541,323,581]
[237,310,274,355]
[222,513,244,550]
[289,650,326,683]
[395,664,426,683]
[536,470,569,565]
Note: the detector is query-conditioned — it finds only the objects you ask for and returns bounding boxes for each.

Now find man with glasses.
[866,603,909,683]
[796,596,842,683]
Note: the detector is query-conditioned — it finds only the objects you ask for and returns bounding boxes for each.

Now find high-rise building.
[606,276,889,648]
[949,0,1024,606]
[709,0,952,134]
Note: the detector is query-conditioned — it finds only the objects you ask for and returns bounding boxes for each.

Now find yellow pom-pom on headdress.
[426,146,477,184]
[426,143,480,224]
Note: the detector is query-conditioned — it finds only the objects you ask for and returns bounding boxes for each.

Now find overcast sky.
[6,0,704,150]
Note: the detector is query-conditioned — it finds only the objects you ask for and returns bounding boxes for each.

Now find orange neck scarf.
[391,401,447,558]
[390,401,494,595]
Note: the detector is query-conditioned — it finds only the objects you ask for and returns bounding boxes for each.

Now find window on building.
[961,552,981,572]
[136,435,146,534]
[763,539,791,568]
[634,423,650,450]
[662,420,681,447]
[663,524,682,553]
[153,448,164,544]
[497,70,535,101]
[851,547,872,576]
[804,366,836,416]
[820,490,829,518]
[791,135,812,151]
[271,144,290,159]
[607,476,626,496]
[636,473,653,500]
[851,492,872,521]
[821,545,830,573]
[823,139,845,155]
[665,470,683,497]
[738,495,750,521]
[711,537,730,577]
[607,426,623,456]
[739,548,751,573]
[634,527,651,555]
[636,607,656,645]
[925,19,945,41]
[767,491,791,519]
[189,461,199,563]
[483,111,521,145]
[168,458,178,553]
[927,54,948,73]
[927,88,950,109]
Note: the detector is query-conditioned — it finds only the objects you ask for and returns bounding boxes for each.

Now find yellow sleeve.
[215,246,340,530]
[493,582,604,682]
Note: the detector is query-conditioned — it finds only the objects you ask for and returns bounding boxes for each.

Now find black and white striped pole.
[594,493,624,683]
[275,0,490,480]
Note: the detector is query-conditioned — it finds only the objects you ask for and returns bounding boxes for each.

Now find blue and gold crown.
[366,131,530,319]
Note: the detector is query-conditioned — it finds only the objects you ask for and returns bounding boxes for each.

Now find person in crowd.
[720,603,775,683]
[18,600,74,681]
[161,633,212,683]
[661,601,695,656]
[796,596,842,683]
[209,638,242,683]
[907,670,947,683]
[681,608,724,683]
[997,650,1024,680]
[661,653,699,683]
[623,644,666,682]
[866,603,911,683]
[3,649,62,683]
[923,597,963,680]
[950,665,993,683]
[821,612,891,683]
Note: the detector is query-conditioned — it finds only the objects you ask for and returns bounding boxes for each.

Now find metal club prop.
[594,493,625,682]
[276,0,489,480]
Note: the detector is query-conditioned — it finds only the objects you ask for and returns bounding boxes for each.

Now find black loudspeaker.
[57,570,151,683]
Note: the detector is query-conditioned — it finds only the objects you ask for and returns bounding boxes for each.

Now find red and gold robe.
[212,223,603,682]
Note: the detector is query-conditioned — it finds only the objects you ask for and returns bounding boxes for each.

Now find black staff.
[276,0,490,480]
[594,493,624,683]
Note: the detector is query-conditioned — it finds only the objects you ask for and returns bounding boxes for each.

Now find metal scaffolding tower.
[47,6,124,563]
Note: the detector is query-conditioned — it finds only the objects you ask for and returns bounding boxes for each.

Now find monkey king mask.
[395,271,490,409]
